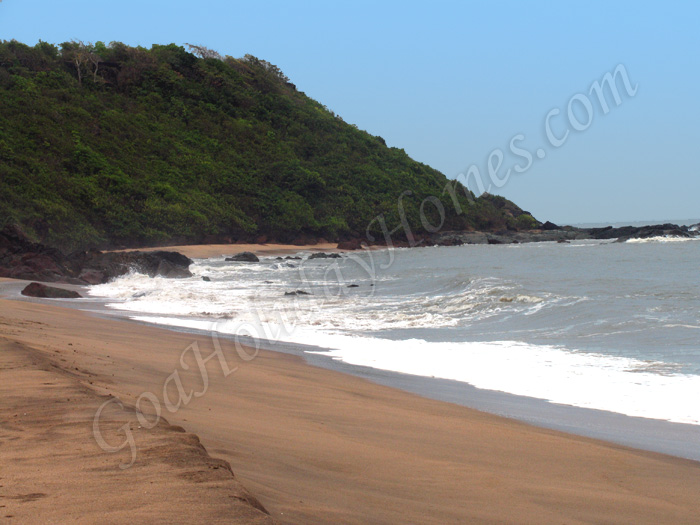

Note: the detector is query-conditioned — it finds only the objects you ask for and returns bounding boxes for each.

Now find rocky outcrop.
[308,252,342,259]
[541,221,561,231]
[225,252,260,262]
[585,223,693,242]
[0,225,192,284]
[21,282,82,299]
[79,251,193,280]
[0,225,83,283]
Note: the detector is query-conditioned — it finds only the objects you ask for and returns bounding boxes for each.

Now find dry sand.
[1,293,700,524]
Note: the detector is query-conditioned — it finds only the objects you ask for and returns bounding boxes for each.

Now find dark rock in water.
[132,292,147,298]
[347,284,359,288]
[21,282,81,299]
[202,276,211,282]
[284,290,311,296]
[80,251,193,281]
[542,221,561,231]
[309,252,342,259]
[285,256,302,260]
[155,259,190,278]
[557,239,570,243]
[225,252,260,262]
[586,223,692,242]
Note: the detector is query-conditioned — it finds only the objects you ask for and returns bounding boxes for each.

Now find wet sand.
[1,293,700,524]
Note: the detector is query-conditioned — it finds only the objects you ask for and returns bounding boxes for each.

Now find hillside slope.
[0,40,537,250]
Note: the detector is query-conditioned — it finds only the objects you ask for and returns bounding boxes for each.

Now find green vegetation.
[0,40,537,251]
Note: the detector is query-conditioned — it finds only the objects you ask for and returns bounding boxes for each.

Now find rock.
[225,252,260,262]
[78,269,105,285]
[557,239,570,244]
[285,256,302,260]
[0,225,82,283]
[21,282,82,299]
[156,259,192,278]
[202,276,211,282]
[284,290,311,296]
[347,284,359,288]
[80,251,193,281]
[542,221,561,230]
[308,252,342,260]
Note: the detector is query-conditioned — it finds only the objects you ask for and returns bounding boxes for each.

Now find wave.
[87,245,700,427]
[87,265,556,331]
[126,314,700,426]
[625,236,698,243]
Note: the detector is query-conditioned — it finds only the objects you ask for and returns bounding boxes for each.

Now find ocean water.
[88,237,700,426]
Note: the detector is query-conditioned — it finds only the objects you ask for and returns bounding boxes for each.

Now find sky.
[1,0,698,224]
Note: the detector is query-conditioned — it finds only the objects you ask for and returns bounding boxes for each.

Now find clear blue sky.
[1,0,698,224]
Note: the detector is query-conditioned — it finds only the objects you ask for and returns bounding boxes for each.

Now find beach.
[3,253,700,523]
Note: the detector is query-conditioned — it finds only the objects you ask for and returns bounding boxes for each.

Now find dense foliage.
[0,40,535,250]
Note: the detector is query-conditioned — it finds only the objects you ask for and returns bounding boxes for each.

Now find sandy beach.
[2,270,700,523]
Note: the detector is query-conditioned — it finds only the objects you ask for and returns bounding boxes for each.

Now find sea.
[87,233,700,459]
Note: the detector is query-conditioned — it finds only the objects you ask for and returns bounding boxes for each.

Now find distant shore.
[2,278,700,522]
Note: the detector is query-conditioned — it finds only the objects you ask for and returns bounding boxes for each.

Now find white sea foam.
[87,267,552,330]
[304,336,700,425]
[626,236,698,243]
[127,314,700,426]
[89,243,700,428]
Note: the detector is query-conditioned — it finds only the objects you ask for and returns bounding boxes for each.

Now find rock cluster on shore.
[0,225,193,285]
[335,222,700,249]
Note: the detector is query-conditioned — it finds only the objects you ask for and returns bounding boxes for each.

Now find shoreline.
[3,282,700,522]
[103,314,700,463]
[7,240,700,463]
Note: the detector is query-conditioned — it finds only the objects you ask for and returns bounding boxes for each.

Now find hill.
[0,40,538,251]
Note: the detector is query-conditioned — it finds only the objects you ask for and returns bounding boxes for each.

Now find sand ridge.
[0,310,275,523]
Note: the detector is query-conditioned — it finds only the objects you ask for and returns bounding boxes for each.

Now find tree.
[185,43,222,61]
[60,41,103,85]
